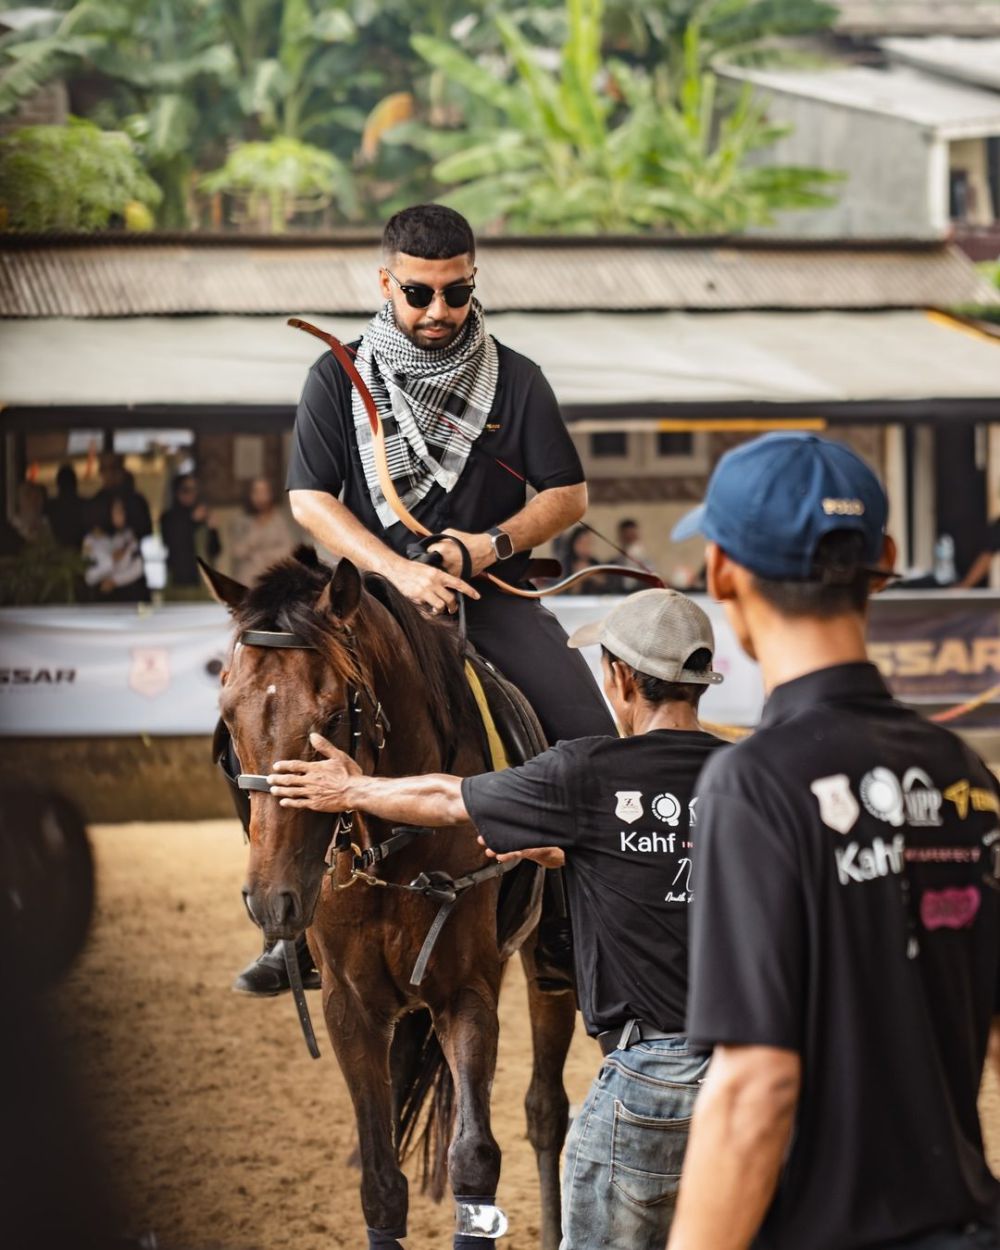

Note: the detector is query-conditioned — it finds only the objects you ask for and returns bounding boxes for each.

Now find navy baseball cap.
[671,433,888,580]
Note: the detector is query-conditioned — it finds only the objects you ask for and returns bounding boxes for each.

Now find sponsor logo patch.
[859,768,905,827]
[810,773,860,835]
[615,791,644,824]
[651,792,681,827]
[943,780,1000,820]
[901,767,942,827]
[920,887,981,931]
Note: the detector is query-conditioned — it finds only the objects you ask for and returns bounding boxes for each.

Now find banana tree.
[411,0,836,233]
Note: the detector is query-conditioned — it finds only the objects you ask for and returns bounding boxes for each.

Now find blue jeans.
[560,1035,709,1250]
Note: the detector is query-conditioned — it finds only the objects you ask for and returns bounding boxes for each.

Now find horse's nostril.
[275,891,296,926]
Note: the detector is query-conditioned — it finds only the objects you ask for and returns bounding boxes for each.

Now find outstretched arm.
[269,732,469,826]
[269,735,567,868]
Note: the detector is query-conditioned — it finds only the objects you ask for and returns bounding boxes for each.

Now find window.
[656,432,694,458]
[590,431,628,458]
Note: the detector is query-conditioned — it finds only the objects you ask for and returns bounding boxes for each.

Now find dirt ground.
[54,820,1000,1250]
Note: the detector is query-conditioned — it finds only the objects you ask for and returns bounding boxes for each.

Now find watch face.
[493,530,514,560]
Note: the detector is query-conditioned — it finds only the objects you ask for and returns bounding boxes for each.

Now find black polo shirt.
[689,662,1000,1250]
[285,340,584,585]
[462,729,726,1036]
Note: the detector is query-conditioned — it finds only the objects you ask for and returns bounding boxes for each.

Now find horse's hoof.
[231,935,321,997]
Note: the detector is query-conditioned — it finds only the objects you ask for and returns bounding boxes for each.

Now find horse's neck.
[359,596,478,780]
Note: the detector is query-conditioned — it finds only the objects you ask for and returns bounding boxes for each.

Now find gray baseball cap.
[567,588,723,685]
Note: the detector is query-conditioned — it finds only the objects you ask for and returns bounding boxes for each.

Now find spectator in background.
[160,473,221,593]
[12,481,52,544]
[93,453,152,541]
[959,522,998,589]
[83,494,149,603]
[618,517,655,574]
[46,464,87,551]
[228,476,293,586]
[560,524,613,594]
[608,516,658,593]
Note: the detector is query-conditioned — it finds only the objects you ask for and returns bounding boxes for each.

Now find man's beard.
[397,311,465,351]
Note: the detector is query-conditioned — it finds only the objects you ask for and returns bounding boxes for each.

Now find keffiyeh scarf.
[352,299,499,528]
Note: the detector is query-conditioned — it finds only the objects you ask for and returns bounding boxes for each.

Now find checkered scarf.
[352,299,499,528]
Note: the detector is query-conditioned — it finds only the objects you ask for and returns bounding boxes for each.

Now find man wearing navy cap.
[666,433,1000,1250]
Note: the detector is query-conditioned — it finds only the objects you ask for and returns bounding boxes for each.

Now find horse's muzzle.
[242,884,306,941]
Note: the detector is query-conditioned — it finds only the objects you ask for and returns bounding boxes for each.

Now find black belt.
[597,1019,684,1057]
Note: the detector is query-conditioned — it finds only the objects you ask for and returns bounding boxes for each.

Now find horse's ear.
[198,559,248,611]
[316,558,361,624]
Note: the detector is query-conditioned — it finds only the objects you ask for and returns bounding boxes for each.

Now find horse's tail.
[392,1008,454,1202]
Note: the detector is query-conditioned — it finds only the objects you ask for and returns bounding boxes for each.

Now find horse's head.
[202,548,368,943]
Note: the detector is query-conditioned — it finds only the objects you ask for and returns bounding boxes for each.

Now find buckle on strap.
[455,1202,508,1239]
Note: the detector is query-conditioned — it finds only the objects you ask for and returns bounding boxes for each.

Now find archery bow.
[288,318,664,599]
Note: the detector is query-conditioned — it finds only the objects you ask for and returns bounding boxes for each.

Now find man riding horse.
[233,202,616,995]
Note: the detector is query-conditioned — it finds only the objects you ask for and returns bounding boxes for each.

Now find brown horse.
[202,547,575,1248]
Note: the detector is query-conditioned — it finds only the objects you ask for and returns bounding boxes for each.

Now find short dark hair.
[382,204,475,261]
[751,529,874,618]
[601,645,714,708]
[618,518,638,531]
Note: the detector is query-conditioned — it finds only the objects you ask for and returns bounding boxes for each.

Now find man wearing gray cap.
[267,588,728,1249]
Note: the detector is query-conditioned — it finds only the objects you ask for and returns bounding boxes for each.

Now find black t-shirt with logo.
[285,340,584,585]
[462,730,726,1036]
[688,662,1000,1250]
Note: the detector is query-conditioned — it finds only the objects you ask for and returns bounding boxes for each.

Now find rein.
[235,623,519,1058]
[288,318,664,597]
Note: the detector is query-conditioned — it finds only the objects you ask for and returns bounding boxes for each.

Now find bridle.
[227,622,519,1060]
[233,628,389,798]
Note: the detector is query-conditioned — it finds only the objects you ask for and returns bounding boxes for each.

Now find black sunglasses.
[385,269,476,309]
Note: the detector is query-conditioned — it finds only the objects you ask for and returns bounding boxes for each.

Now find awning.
[2,310,998,426]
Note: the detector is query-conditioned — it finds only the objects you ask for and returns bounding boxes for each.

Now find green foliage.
[0,0,841,233]
[0,116,161,231]
[605,0,838,78]
[199,135,357,230]
[413,2,836,233]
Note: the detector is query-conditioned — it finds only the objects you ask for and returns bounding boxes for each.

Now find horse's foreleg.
[432,982,504,1247]
[325,991,408,1248]
[521,934,577,1250]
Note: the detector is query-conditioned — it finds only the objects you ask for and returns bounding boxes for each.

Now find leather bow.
[288,318,664,599]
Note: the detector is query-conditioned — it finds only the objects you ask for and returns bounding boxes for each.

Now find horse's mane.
[233,546,473,757]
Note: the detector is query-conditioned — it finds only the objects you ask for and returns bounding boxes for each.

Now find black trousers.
[464,588,615,745]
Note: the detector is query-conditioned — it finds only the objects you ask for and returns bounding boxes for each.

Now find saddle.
[462,648,550,958]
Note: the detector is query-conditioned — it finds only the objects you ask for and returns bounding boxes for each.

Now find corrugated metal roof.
[720,64,1000,135]
[3,310,999,409]
[836,1,1000,35]
[0,236,996,316]
[881,36,1000,90]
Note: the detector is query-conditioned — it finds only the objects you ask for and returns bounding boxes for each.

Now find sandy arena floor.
[54,820,1000,1250]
